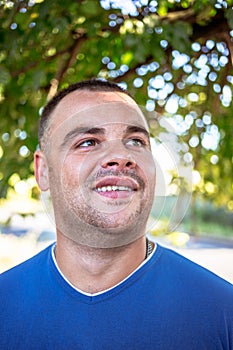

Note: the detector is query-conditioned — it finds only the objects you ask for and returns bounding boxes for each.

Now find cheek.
[62,160,79,186]
[62,154,95,187]
[137,151,156,184]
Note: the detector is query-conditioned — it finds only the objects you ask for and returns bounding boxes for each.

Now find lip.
[93,176,139,199]
[94,176,139,191]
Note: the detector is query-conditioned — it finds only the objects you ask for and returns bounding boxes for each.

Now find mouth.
[93,176,139,199]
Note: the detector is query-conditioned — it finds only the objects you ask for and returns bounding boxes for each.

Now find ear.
[34,150,49,191]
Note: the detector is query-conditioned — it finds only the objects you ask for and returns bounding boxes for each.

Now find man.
[0,79,232,349]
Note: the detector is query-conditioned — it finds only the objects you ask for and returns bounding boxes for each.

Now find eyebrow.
[60,127,105,149]
[124,125,150,139]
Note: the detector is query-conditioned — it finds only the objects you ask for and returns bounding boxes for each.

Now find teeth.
[96,185,133,192]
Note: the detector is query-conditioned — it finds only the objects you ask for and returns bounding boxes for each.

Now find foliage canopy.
[0,0,233,210]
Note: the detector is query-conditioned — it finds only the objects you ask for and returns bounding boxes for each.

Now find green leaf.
[0,66,11,84]
[121,51,134,65]
[225,8,233,29]
[81,0,100,17]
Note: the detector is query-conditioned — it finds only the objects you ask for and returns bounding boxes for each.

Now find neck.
[55,233,151,294]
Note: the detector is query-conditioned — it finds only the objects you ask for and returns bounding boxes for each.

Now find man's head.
[35,79,156,248]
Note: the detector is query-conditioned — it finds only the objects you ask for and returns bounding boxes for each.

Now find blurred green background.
[0,0,233,248]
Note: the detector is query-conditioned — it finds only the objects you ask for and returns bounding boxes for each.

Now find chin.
[91,213,147,232]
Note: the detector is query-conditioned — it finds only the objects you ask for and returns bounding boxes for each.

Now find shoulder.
[0,244,53,288]
[153,244,233,299]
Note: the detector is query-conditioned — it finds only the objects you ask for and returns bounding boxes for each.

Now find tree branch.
[46,32,87,99]
[55,33,87,83]
[10,48,70,78]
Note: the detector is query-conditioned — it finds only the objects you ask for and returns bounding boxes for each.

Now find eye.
[125,138,145,147]
[75,139,98,148]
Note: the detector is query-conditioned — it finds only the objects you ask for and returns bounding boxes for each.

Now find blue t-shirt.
[0,243,232,349]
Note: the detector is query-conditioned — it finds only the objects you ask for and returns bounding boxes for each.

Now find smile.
[96,185,134,192]
[92,176,139,199]
[93,176,139,192]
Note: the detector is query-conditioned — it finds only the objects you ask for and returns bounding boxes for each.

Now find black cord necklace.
[145,238,154,259]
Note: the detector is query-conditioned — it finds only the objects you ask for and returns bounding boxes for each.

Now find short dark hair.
[39,79,133,147]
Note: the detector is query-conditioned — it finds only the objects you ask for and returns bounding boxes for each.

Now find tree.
[0,0,232,210]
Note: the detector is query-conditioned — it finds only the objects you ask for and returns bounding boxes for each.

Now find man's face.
[36,91,156,248]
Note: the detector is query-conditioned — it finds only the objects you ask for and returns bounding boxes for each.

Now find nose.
[101,154,136,171]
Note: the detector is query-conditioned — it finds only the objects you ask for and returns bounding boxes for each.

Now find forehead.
[49,90,149,131]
